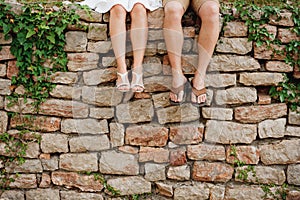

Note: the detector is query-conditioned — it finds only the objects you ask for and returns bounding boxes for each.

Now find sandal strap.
[116,72,130,88]
[192,87,206,96]
[131,71,144,89]
[170,78,187,95]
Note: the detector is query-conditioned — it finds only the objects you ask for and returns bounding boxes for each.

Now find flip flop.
[191,79,207,107]
[170,78,188,105]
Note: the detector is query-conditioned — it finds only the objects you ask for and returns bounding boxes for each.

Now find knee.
[164,2,184,22]
[110,5,127,19]
[199,2,219,22]
[131,3,147,19]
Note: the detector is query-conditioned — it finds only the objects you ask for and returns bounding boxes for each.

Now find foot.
[191,78,207,106]
[116,72,130,92]
[170,70,187,103]
[131,71,144,92]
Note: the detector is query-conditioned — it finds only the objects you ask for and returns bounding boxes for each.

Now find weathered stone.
[205,120,257,144]
[202,107,233,120]
[87,23,107,41]
[41,155,58,171]
[0,190,24,200]
[285,126,300,137]
[144,76,172,93]
[225,185,265,200]
[125,125,168,147]
[76,9,102,22]
[216,37,252,55]
[208,55,260,72]
[143,57,163,77]
[9,174,37,189]
[260,139,300,165]
[41,133,68,153]
[148,29,164,41]
[254,43,285,60]
[235,166,285,185]
[110,123,125,147]
[61,118,108,134]
[60,153,98,172]
[83,68,116,85]
[215,87,257,105]
[148,8,164,28]
[67,53,99,71]
[50,72,78,84]
[258,93,271,105]
[208,184,225,200]
[152,92,172,108]
[239,72,284,86]
[50,85,81,100]
[4,97,36,114]
[87,41,112,53]
[107,176,151,196]
[192,161,234,182]
[235,103,287,123]
[118,145,139,154]
[116,99,154,124]
[169,124,203,145]
[100,150,139,175]
[269,12,294,26]
[144,163,166,181]
[258,118,286,139]
[0,33,12,44]
[0,79,11,95]
[10,116,60,132]
[60,191,104,200]
[65,31,87,52]
[174,183,209,200]
[205,73,236,88]
[0,46,15,61]
[0,111,8,133]
[157,103,200,124]
[278,28,300,43]
[39,99,89,118]
[0,64,6,77]
[265,61,293,72]
[289,108,300,125]
[187,144,226,161]
[287,164,300,185]
[69,135,110,152]
[26,189,59,200]
[145,42,158,56]
[6,159,42,173]
[287,190,300,200]
[39,173,51,188]
[82,86,123,106]
[226,146,259,164]
[25,142,40,158]
[167,165,190,181]
[102,56,117,67]
[156,182,173,197]
[90,107,114,119]
[52,171,103,192]
[0,96,3,109]
[139,147,169,163]
[223,21,248,37]
[170,148,187,166]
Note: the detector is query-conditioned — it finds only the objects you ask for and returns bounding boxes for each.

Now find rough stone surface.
[116,99,154,123]
[50,72,78,84]
[52,172,103,192]
[225,185,265,200]
[205,120,257,144]
[87,41,111,53]
[258,118,286,139]
[174,183,209,200]
[67,53,99,71]
[202,107,233,120]
[215,87,257,105]
[285,126,300,137]
[59,153,98,172]
[60,191,104,200]
[110,123,125,147]
[144,163,166,181]
[223,21,248,37]
[83,68,116,85]
[205,73,236,88]
[1,190,25,200]
[216,37,252,55]
[100,150,139,175]
[226,145,259,165]
[50,85,81,100]
[139,147,169,163]
[167,165,190,181]
[65,31,87,52]
[208,55,260,72]
[6,159,42,173]
[87,24,107,41]
[239,72,284,86]
[10,116,60,132]
[41,133,68,153]
[169,125,203,145]
[266,61,294,72]
[260,139,300,165]
[235,103,287,123]
[69,135,110,152]
[61,118,108,134]
[89,107,114,119]
[9,174,37,189]
[289,108,300,125]
[287,164,300,185]
[0,110,8,133]
[126,125,168,147]
[0,79,11,95]
[157,103,200,124]
[107,176,151,196]
[26,189,60,200]
[156,182,173,197]
[187,144,226,161]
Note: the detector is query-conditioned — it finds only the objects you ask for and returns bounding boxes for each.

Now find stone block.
[258,118,286,139]
[67,53,99,71]
[83,68,116,85]
[144,163,166,181]
[87,23,107,40]
[139,147,169,163]
[226,145,259,165]
[167,165,190,181]
[215,87,257,105]
[41,133,68,153]
[65,31,87,52]
[59,153,98,172]
[187,143,226,161]
[216,37,252,55]
[61,118,108,134]
[239,72,284,86]
[69,135,110,152]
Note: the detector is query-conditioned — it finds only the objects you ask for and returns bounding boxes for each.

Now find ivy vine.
[222,1,299,111]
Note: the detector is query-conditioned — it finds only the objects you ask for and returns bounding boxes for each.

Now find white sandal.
[116,72,130,92]
[131,71,144,92]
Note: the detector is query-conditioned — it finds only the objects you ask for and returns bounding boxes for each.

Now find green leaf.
[26,29,36,38]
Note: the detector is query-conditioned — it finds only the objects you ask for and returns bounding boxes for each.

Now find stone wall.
[0,4,300,200]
